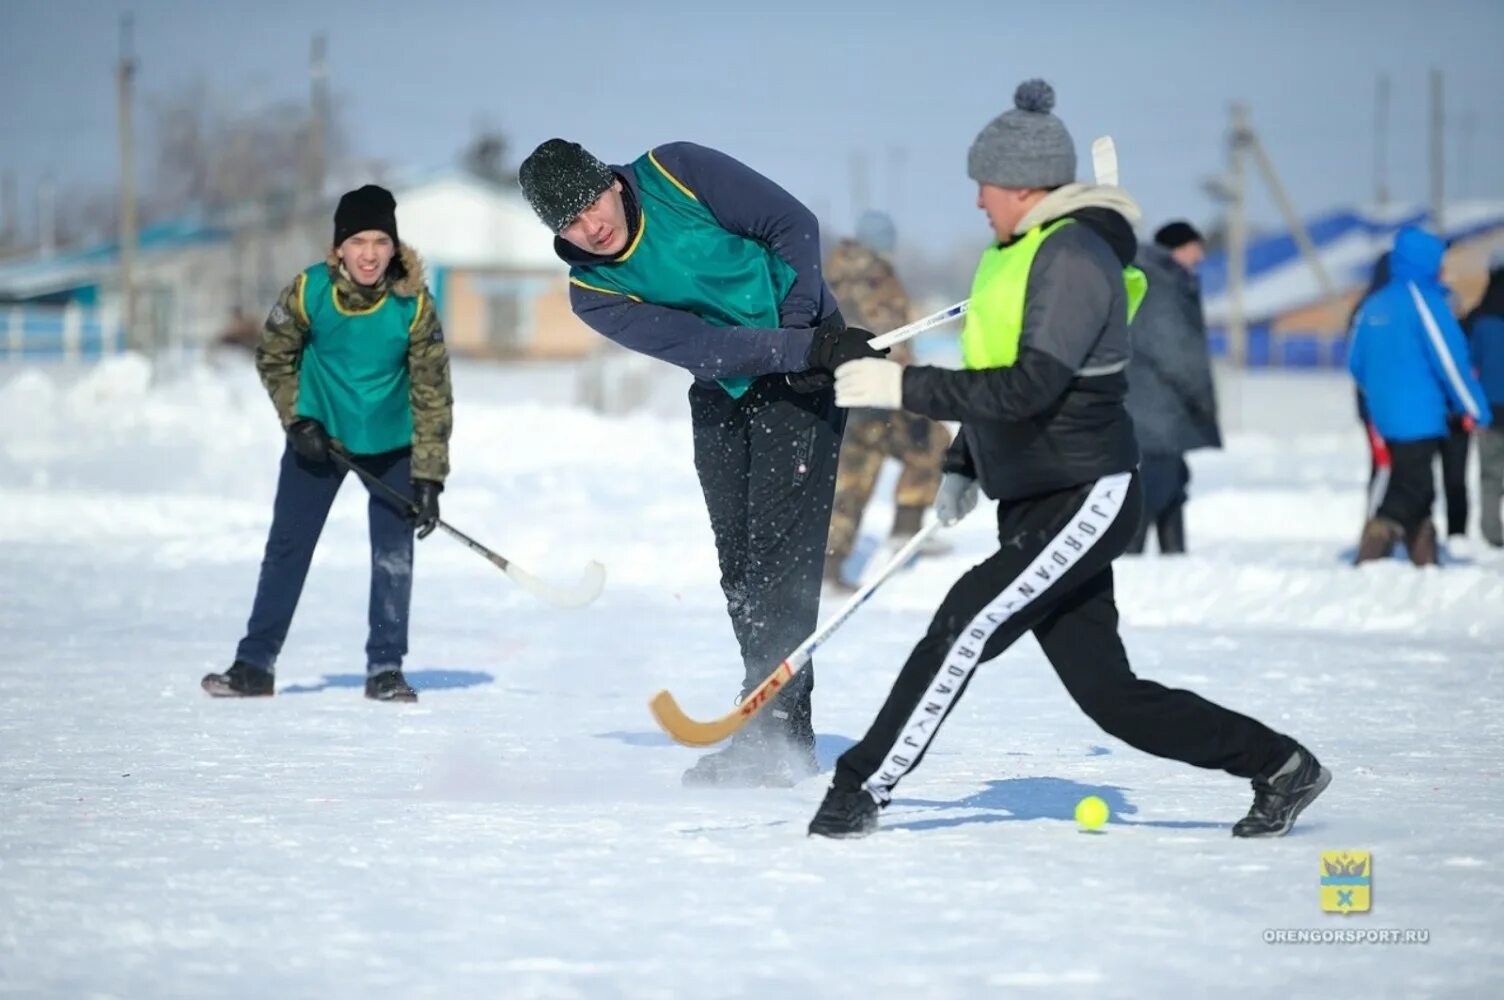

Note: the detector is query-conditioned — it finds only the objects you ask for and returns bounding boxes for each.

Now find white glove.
[934,472,979,526]
[834,358,904,409]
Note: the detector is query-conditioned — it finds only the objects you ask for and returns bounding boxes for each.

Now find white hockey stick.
[1091,135,1119,186]
[331,451,605,609]
[870,299,968,351]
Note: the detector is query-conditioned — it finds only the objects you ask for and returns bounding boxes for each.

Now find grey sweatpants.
[1479,427,1504,546]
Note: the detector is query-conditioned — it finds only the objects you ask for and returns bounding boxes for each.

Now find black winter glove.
[786,369,834,393]
[411,479,442,539]
[287,419,331,464]
[805,315,888,374]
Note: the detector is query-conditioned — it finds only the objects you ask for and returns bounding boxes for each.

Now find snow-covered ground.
[2,356,1501,999]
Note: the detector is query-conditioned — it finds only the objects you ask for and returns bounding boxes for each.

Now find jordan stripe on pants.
[838,473,1134,802]
[834,468,1296,801]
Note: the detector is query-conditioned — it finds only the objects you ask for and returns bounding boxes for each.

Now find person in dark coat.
[1123,221,1221,554]
[1463,254,1504,547]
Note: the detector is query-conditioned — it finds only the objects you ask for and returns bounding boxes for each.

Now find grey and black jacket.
[900,185,1143,501]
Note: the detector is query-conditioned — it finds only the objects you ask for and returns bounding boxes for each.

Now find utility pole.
[117,13,140,353]
[1374,74,1390,208]
[1225,104,1341,367]
[1458,108,1475,200]
[1227,105,1248,368]
[39,174,56,257]
[1429,68,1444,232]
[848,149,870,230]
[0,171,16,249]
[1246,127,1340,309]
[885,144,907,218]
[307,34,328,205]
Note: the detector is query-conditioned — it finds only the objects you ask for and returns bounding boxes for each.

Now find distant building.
[1199,201,1504,367]
[0,170,594,362]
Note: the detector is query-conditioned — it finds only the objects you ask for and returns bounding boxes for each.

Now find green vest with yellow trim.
[962,218,1148,370]
[295,264,420,455]
[569,150,798,398]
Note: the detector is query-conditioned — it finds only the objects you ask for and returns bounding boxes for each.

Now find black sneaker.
[365,668,418,703]
[201,661,274,697]
[808,782,881,839]
[1232,747,1331,838]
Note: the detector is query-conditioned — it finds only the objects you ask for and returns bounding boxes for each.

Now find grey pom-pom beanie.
[967,79,1077,189]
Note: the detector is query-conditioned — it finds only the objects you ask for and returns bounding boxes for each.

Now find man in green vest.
[519,138,884,787]
[807,81,1328,839]
[202,184,453,703]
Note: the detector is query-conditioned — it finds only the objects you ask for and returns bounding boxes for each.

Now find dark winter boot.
[770,687,818,780]
[682,689,817,788]
[1156,504,1187,555]
[365,667,418,703]
[1231,746,1331,838]
[1355,517,1402,564]
[681,727,780,788]
[1406,519,1439,567]
[201,661,274,697]
[808,782,881,839]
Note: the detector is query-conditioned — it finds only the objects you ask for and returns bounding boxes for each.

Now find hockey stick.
[330,450,605,609]
[1091,135,1118,186]
[649,520,944,746]
[870,300,968,352]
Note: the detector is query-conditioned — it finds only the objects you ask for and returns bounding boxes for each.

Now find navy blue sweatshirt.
[555,142,837,382]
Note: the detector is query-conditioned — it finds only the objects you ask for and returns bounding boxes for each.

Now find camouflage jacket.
[255,242,453,482]
[824,238,914,364]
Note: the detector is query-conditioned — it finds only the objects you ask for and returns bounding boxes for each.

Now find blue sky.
[3,0,1502,252]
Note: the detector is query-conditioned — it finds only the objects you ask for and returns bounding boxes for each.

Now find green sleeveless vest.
[295,264,420,455]
[569,149,798,398]
[961,219,1148,370]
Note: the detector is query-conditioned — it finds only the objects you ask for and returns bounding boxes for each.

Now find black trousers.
[835,471,1294,801]
[1126,453,1189,554]
[1377,437,1443,535]
[690,376,845,720]
[1440,422,1469,537]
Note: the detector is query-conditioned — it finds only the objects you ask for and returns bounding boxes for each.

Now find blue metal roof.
[1199,201,1504,323]
[0,218,230,299]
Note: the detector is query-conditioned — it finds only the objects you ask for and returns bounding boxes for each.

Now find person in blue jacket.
[518,139,884,788]
[1464,253,1504,548]
[1349,226,1491,564]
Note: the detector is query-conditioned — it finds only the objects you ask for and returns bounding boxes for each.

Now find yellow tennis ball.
[1075,795,1109,830]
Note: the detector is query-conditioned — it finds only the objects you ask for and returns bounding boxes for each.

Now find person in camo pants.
[823,211,951,591]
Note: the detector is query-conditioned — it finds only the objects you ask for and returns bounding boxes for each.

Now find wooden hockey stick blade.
[649,661,796,747]
[1091,135,1119,186]
[503,559,606,609]
[649,522,943,746]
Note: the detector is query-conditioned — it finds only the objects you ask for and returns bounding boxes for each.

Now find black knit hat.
[519,139,614,233]
[334,184,399,248]
[1154,220,1204,250]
